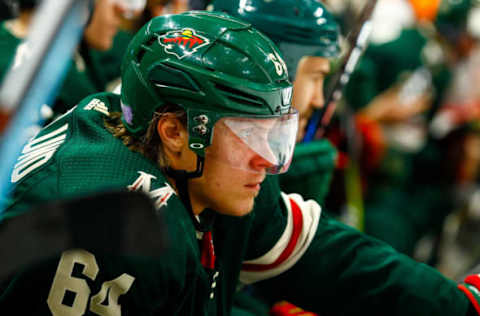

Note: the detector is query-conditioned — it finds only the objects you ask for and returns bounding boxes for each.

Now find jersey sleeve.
[1,109,75,221]
[240,192,321,284]
[243,177,471,315]
[1,92,120,221]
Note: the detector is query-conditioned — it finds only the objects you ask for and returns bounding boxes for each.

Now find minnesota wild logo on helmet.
[158,28,210,59]
[120,11,295,159]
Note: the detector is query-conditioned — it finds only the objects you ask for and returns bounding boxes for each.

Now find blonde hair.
[104,104,186,167]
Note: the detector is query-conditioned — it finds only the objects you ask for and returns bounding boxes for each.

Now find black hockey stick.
[302,0,378,142]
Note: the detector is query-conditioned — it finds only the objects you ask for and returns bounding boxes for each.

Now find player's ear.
[156,114,187,155]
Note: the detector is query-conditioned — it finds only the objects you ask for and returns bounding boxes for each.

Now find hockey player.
[0,0,141,117]
[1,10,480,316]
[210,0,341,205]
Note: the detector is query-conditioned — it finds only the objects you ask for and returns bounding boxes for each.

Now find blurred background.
[1,0,480,282]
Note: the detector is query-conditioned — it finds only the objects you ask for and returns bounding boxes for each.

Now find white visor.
[205,110,298,175]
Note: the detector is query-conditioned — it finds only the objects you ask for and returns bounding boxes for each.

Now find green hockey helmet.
[121,11,298,174]
[210,0,341,78]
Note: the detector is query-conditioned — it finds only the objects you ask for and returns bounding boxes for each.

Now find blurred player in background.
[2,5,480,316]
[0,0,145,119]
[211,0,341,209]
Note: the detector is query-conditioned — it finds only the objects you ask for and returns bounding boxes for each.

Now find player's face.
[84,0,124,51]
[160,109,296,217]
[188,119,276,217]
[292,56,330,141]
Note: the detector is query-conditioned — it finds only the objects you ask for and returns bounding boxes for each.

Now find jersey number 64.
[47,249,135,316]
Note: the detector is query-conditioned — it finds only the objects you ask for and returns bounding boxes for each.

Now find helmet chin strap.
[164,154,214,232]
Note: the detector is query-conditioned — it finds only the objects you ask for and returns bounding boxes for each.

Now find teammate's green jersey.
[0,93,472,315]
[0,22,18,82]
[0,22,126,116]
[279,139,337,206]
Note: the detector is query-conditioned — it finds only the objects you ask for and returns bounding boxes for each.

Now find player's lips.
[244,178,265,191]
[245,183,261,191]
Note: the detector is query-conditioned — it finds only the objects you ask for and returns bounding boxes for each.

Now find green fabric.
[232,290,269,316]
[356,135,455,256]
[459,277,480,315]
[436,0,472,29]
[0,92,472,315]
[254,212,470,316]
[2,92,251,315]
[342,25,456,256]
[0,23,127,117]
[0,22,95,115]
[345,28,427,111]
[53,33,131,114]
[0,22,21,82]
[279,139,337,205]
[88,30,133,90]
[230,307,257,316]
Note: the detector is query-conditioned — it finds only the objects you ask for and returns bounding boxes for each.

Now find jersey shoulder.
[5,92,172,217]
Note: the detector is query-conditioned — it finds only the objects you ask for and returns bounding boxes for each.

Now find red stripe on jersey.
[458,284,480,314]
[201,231,216,270]
[465,274,480,290]
[242,198,303,272]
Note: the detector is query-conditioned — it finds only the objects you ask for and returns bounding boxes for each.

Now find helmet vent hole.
[146,37,157,47]
[136,49,147,64]
[214,83,265,107]
[149,64,200,92]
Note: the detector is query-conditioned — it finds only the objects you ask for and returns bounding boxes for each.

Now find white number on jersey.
[47,249,135,316]
[11,123,68,183]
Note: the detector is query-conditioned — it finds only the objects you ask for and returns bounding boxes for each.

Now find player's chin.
[92,36,114,51]
[220,197,255,217]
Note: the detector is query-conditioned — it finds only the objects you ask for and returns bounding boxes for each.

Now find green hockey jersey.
[0,93,473,315]
[0,22,127,116]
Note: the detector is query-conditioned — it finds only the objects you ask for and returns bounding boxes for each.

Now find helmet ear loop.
[164,154,206,231]
[159,111,204,181]
[160,110,206,227]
